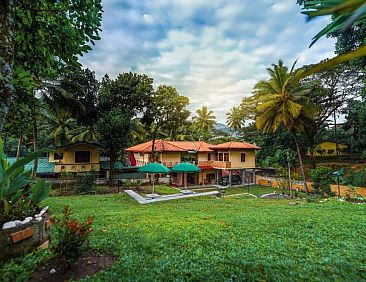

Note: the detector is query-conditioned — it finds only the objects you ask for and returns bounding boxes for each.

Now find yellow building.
[309,141,349,157]
[126,140,261,186]
[49,142,101,173]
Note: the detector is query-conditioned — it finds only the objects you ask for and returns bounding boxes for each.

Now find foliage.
[99,73,154,116]
[309,166,335,196]
[254,60,315,192]
[298,0,366,76]
[347,168,366,187]
[193,106,216,136]
[262,148,297,169]
[3,192,365,281]
[51,205,94,266]
[0,0,103,130]
[142,84,190,157]
[0,140,50,225]
[97,108,132,184]
[226,106,242,132]
[74,173,96,195]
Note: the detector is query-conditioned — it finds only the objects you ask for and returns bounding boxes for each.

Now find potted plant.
[0,140,52,261]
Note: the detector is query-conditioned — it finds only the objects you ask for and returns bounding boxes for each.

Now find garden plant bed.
[30,251,116,281]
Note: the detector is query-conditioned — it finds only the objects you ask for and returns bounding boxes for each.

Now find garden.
[1,192,366,281]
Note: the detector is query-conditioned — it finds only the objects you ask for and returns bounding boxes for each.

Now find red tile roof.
[209,141,261,150]
[126,140,213,153]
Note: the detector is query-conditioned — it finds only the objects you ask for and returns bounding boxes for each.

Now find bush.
[309,166,335,196]
[0,140,51,225]
[347,168,366,187]
[51,205,94,266]
[74,173,96,194]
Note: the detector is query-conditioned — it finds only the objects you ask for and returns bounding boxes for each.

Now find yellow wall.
[229,150,256,168]
[198,152,211,161]
[49,144,100,173]
[161,152,181,166]
[310,142,348,157]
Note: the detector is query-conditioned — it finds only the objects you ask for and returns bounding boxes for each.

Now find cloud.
[81,0,335,123]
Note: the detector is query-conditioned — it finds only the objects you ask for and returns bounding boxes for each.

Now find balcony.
[136,160,231,169]
[197,160,231,169]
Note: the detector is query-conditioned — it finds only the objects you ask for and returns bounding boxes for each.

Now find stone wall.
[0,213,51,261]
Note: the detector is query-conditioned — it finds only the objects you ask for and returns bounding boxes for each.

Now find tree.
[255,60,315,193]
[302,63,364,163]
[44,109,76,146]
[194,106,216,132]
[99,73,153,116]
[227,106,243,134]
[142,85,190,160]
[0,1,103,131]
[97,108,131,186]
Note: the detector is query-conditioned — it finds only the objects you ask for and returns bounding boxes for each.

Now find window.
[75,151,91,163]
[223,153,229,162]
[217,152,229,162]
[208,153,211,161]
[241,153,246,162]
[54,153,63,160]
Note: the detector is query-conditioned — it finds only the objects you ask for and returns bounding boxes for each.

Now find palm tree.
[255,60,315,193]
[227,106,243,136]
[45,109,76,146]
[71,125,99,143]
[194,106,216,133]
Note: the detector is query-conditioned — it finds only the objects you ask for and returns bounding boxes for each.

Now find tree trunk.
[310,149,316,169]
[293,132,308,194]
[0,0,16,132]
[151,125,159,163]
[16,134,22,160]
[333,110,341,162]
[32,112,38,177]
[109,155,114,188]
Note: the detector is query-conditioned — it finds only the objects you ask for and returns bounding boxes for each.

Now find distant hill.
[214,123,234,135]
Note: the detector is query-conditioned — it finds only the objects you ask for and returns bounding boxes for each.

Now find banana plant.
[0,139,51,221]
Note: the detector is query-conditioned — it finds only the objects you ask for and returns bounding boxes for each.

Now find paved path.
[125,190,219,204]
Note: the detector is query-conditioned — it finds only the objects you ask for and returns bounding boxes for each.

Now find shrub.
[74,173,96,194]
[347,168,366,187]
[51,205,94,266]
[0,140,50,225]
[309,166,335,196]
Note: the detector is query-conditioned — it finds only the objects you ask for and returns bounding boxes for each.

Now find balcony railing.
[135,160,231,169]
[197,160,231,169]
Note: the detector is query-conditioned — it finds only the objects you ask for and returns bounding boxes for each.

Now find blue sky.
[81,0,335,123]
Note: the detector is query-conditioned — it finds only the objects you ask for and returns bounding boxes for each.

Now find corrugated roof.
[126,140,213,153]
[7,157,55,174]
[209,141,261,150]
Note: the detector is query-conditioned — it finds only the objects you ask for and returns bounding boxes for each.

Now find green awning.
[137,163,171,174]
[172,162,200,173]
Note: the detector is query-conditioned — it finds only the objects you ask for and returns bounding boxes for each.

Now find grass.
[1,187,366,281]
[137,184,180,196]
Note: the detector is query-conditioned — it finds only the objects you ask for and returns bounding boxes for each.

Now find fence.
[256,176,366,197]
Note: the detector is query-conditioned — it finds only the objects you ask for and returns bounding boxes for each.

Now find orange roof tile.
[126,140,214,153]
[209,141,261,150]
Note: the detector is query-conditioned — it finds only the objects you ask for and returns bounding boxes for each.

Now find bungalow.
[126,140,261,186]
[48,142,101,174]
[308,141,349,157]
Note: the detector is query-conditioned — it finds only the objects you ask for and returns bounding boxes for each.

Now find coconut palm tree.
[194,106,216,133]
[255,60,315,193]
[45,109,76,146]
[227,106,243,135]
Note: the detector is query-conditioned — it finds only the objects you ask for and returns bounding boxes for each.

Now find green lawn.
[138,184,180,196]
[1,190,366,281]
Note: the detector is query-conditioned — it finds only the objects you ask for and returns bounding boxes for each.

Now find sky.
[80,0,336,123]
